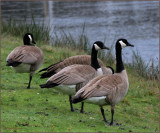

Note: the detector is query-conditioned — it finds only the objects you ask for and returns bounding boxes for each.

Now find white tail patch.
[28,35,32,43]
[58,85,76,95]
[119,40,126,48]
[85,96,107,106]
[94,43,101,50]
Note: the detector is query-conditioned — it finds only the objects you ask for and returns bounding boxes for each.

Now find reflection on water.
[1,1,159,63]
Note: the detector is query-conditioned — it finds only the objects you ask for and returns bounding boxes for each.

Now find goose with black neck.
[72,38,134,125]
[6,33,44,89]
[40,41,113,113]
[39,46,113,79]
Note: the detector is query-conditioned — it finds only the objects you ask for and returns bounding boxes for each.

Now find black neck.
[91,46,100,70]
[23,37,31,45]
[116,44,124,73]
[23,41,28,45]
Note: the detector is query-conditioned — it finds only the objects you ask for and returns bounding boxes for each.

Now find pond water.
[1,1,159,64]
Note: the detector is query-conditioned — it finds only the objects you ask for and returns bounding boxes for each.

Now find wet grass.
[1,34,159,132]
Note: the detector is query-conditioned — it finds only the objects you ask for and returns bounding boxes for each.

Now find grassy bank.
[1,34,159,132]
[2,19,158,80]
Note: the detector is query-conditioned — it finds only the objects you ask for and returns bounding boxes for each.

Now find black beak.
[127,43,134,47]
[103,45,110,50]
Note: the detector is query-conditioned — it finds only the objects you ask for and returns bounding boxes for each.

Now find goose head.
[23,33,36,45]
[93,41,109,51]
[116,39,134,50]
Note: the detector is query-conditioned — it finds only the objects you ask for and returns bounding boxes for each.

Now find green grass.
[1,34,159,132]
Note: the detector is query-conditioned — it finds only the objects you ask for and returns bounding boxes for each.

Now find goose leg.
[27,75,32,89]
[80,102,84,113]
[109,106,115,125]
[69,95,74,112]
[100,106,108,122]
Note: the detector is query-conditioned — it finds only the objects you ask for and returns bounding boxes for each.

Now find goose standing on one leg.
[40,41,112,112]
[72,39,134,125]
[6,33,44,88]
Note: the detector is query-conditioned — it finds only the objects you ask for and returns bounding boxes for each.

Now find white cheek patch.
[94,44,101,50]
[28,35,32,43]
[119,40,126,48]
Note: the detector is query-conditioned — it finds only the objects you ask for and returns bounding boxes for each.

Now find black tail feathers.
[39,67,48,73]
[40,82,59,88]
[72,97,84,104]
[39,61,63,78]
[39,61,62,73]
[6,60,21,67]
[40,72,56,79]
[72,92,85,103]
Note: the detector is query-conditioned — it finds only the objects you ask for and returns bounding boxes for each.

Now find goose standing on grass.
[72,39,134,125]
[6,33,44,89]
[40,41,112,113]
[39,55,113,78]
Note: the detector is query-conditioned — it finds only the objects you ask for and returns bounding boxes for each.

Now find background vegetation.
[1,20,159,132]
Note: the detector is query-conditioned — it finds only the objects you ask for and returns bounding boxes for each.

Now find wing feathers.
[46,65,96,85]
[75,74,123,99]
[6,46,42,65]
[39,55,104,78]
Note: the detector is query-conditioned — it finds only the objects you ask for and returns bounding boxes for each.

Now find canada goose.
[40,41,112,112]
[6,33,44,89]
[39,55,111,78]
[72,39,134,125]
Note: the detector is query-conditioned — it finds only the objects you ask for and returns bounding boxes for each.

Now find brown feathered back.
[74,70,129,105]
[7,45,44,72]
[40,55,104,78]
[47,64,97,85]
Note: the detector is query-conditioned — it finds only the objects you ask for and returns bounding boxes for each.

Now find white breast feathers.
[97,68,103,76]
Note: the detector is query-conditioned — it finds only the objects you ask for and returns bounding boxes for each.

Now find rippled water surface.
[1,1,159,63]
